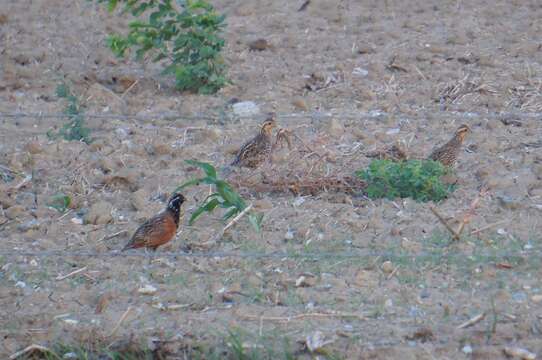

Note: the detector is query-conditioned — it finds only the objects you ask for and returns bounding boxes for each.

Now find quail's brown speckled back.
[428,124,470,167]
[122,193,185,251]
[231,114,277,168]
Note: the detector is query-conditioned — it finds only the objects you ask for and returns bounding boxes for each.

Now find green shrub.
[48,84,92,144]
[356,159,456,202]
[98,0,228,94]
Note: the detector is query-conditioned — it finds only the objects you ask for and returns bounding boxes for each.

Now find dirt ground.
[1,0,542,358]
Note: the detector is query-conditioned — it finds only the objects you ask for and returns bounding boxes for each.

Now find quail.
[428,124,470,167]
[231,113,277,168]
[122,192,185,251]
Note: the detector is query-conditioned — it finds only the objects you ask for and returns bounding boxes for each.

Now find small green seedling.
[48,84,92,144]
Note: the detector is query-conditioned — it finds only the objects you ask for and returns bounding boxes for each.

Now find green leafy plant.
[48,84,92,144]
[98,0,228,94]
[47,193,72,213]
[356,159,456,202]
[177,160,263,231]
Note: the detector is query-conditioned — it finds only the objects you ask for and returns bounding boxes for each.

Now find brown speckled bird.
[122,193,185,251]
[428,124,470,167]
[231,114,277,168]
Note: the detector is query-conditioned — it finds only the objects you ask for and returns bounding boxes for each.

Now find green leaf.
[185,160,217,179]
[189,197,220,224]
[47,193,71,213]
[248,212,264,233]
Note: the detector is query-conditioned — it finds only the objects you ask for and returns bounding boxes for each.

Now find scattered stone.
[295,275,317,287]
[63,352,78,359]
[17,219,39,232]
[84,201,113,225]
[512,292,527,303]
[70,217,83,225]
[381,260,394,274]
[115,127,130,140]
[138,284,158,295]
[24,140,43,154]
[232,101,260,117]
[531,295,542,303]
[325,118,344,137]
[5,205,25,220]
[130,189,148,211]
[462,345,473,355]
[497,193,522,210]
[248,38,271,51]
[292,98,309,111]
[352,67,369,77]
[284,229,295,241]
[503,346,536,360]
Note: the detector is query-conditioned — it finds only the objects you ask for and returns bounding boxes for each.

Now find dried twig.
[239,311,366,322]
[223,204,253,233]
[470,220,507,236]
[109,306,133,337]
[429,206,460,241]
[55,266,88,281]
[457,312,486,329]
[9,344,58,360]
[98,230,128,243]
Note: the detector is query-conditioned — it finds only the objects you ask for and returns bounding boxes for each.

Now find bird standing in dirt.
[122,192,186,251]
[231,113,277,168]
[428,124,470,167]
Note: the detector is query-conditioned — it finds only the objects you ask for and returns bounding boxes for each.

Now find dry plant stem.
[120,79,139,99]
[109,306,133,337]
[429,206,460,241]
[55,266,88,281]
[240,311,366,322]
[457,312,486,329]
[98,230,128,243]
[9,344,58,360]
[470,220,507,235]
[223,203,253,233]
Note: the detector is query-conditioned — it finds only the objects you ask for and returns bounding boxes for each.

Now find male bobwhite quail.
[122,192,185,251]
[231,114,277,168]
[428,124,470,167]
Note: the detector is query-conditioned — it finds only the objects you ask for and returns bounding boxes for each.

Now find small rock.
[292,98,309,111]
[497,194,522,210]
[232,101,260,117]
[138,284,158,295]
[512,292,527,303]
[305,331,329,353]
[17,219,39,232]
[503,346,536,360]
[295,275,317,287]
[325,118,344,137]
[248,38,270,51]
[384,298,393,307]
[15,281,26,288]
[462,345,473,354]
[24,141,43,154]
[84,201,113,225]
[70,217,83,225]
[130,189,148,211]
[63,352,78,359]
[386,127,400,135]
[352,67,369,77]
[5,205,25,220]
[381,261,394,274]
[284,229,295,241]
[531,295,542,303]
[63,319,79,326]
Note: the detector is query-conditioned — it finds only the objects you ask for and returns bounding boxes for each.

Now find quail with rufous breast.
[122,192,185,251]
[428,124,470,167]
[231,113,277,169]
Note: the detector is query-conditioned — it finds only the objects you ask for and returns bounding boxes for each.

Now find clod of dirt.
[130,189,148,211]
[84,201,113,225]
[138,284,158,295]
[0,191,15,209]
[5,205,25,220]
[102,167,140,191]
[248,38,271,51]
[24,141,43,154]
[292,97,309,111]
[405,327,434,343]
[325,118,344,137]
[0,13,7,25]
[381,261,394,274]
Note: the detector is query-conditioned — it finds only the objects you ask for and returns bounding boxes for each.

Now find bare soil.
[1,0,542,358]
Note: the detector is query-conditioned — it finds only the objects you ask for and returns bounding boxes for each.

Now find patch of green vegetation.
[48,84,92,144]
[356,159,456,202]
[47,193,72,213]
[98,0,228,94]
[177,160,263,232]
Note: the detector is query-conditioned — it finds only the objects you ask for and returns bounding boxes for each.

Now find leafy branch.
[97,0,228,94]
[177,160,263,232]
